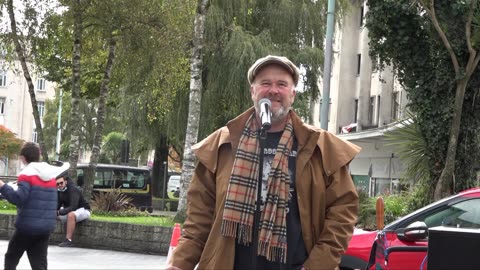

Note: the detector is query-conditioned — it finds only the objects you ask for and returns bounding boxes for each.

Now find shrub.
[383,193,410,224]
[0,200,16,210]
[357,190,377,230]
[91,188,136,213]
[357,191,410,230]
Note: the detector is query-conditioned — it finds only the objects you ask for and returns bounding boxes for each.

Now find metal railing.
[0,176,17,183]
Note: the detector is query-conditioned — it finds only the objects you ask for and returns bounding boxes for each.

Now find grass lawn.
[0,209,175,227]
[91,214,174,226]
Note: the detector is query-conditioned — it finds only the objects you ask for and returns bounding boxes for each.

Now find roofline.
[76,163,150,170]
[338,119,412,141]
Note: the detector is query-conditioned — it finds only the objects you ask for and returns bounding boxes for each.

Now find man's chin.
[271,110,289,124]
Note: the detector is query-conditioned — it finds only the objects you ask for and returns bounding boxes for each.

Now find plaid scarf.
[221,112,294,263]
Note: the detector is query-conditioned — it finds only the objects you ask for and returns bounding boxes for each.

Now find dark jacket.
[0,162,68,235]
[58,181,90,215]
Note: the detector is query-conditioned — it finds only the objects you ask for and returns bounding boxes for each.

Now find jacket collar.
[193,107,361,176]
[225,107,317,152]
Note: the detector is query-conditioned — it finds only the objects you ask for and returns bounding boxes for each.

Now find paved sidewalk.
[0,240,168,269]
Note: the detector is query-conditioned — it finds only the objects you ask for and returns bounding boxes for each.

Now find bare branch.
[465,0,479,76]
[465,0,475,53]
[421,0,460,74]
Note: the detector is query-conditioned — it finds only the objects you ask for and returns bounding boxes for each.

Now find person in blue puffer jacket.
[0,142,69,270]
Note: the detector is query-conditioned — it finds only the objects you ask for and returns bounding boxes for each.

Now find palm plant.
[385,113,435,209]
[91,188,134,212]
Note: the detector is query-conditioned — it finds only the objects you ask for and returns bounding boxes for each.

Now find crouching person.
[56,176,91,247]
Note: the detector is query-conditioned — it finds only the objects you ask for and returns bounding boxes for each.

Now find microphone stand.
[252,127,268,270]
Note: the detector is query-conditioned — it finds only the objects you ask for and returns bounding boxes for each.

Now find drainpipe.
[321,0,335,130]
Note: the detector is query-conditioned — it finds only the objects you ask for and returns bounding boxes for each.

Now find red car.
[340,187,480,270]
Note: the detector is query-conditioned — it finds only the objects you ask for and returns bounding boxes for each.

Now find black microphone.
[258,98,272,130]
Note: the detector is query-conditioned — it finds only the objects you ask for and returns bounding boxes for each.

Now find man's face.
[250,64,296,125]
[56,178,67,191]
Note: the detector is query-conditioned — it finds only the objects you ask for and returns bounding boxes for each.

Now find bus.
[76,163,153,213]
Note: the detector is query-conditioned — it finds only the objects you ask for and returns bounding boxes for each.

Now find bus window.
[94,170,104,187]
[76,163,153,213]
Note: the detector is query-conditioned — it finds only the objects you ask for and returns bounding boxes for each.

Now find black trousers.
[4,230,50,270]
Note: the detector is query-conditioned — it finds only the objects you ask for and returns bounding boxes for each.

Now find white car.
[167,175,180,198]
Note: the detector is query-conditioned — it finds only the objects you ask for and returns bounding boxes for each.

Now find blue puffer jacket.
[0,162,69,235]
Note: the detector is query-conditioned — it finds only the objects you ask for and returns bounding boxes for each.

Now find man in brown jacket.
[167,55,360,270]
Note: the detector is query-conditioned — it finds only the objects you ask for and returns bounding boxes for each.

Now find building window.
[354,99,359,123]
[33,101,45,136]
[360,5,365,27]
[32,129,38,143]
[356,54,361,76]
[368,96,375,123]
[376,95,381,124]
[0,97,5,115]
[392,92,400,120]
[36,78,46,91]
[0,71,6,87]
[37,101,45,118]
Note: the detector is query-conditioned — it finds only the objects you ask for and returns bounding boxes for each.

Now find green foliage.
[403,184,432,213]
[198,0,350,138]
[357,191,411,230]
[92,207,148,217]
[383,193,409,224]
[91,214,175,227]
[101,132,124,164]
[385,114,435,202]
[42,91,120,160]
[91,188,135,212]
[0,200,16,210]
[366,0,480,200]
[35,0,192,162]
[357,190,377,230]
[0,126,23,159]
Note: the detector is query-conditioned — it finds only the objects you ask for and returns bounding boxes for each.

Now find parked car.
[167,174,180,199]
[340,187,480,270]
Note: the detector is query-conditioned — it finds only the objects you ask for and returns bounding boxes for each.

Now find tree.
[416,0,480,200]
[175,0,209,222]
[109,0,195,198]
[100,132,125,164]
[35,0,195,202]
[0,125,23,160]
[5,0,49,161]
[366,0,480,202]
[67,0,88,182]
[174,0,350,219]
[83,33,117,201]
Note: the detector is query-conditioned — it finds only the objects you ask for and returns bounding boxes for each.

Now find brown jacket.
[171,108,361,270]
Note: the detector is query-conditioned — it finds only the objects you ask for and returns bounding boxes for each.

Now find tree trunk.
[84,35,116,202]
[429,0,480,200]
[434,79,468,200]
[152,136,169,198]
[174,0,209,223]
[7,0,48,162]
[308,96,315,125]
[68,0,83,182]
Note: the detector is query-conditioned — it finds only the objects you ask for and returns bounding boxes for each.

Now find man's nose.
[268,84,280,94]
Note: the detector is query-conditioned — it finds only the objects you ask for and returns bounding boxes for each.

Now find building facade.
[0,60,56,175]
[313,1,409,196]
